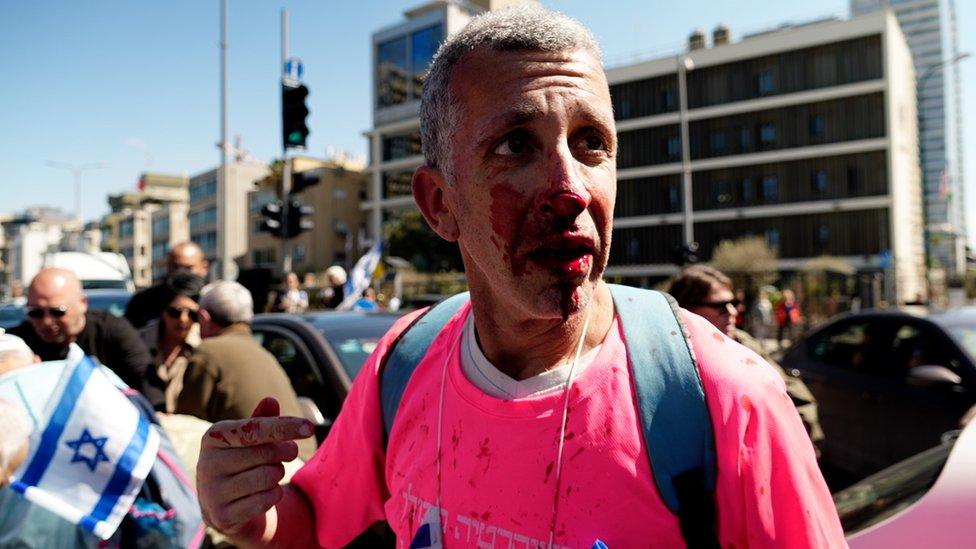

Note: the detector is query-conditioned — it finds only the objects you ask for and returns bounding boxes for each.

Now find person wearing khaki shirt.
[177,280,316,460]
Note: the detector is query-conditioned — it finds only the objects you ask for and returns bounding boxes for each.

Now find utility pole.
[280,8,293,275]
[217,0,231,280]
[44,161,106,221]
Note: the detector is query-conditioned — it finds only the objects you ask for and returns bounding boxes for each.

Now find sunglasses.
[693,299,740,312]
[164,306,200,322]
[26,305,71,319]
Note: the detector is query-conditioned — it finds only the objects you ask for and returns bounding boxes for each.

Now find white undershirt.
[459,313,603,399]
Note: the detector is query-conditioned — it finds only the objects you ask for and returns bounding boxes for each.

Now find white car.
[837,419,976,547]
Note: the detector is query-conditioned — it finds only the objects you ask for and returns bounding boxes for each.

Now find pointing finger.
[203,416,314,449]
[250,397,280,418]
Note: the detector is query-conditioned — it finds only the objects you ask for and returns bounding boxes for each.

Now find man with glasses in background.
[7,267,164,408]
[666,265,824,451]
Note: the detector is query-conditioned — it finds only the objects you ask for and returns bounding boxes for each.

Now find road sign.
[283,56,303,87]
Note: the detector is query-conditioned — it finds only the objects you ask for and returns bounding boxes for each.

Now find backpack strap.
[380,292,470,440]
[608,284,719,548]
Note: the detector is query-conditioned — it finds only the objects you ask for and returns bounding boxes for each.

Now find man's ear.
[412,165,459,242]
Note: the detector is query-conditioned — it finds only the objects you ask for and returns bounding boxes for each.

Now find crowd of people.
[0,5,849,548]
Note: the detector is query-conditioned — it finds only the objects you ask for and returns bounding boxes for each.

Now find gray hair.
[0,333,34,375]
[419,5,602,174]
[199,281,254,326]
[0,398,30,477]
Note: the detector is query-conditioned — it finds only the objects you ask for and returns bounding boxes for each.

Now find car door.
[862,320,975,470]
[252,324,341,441]
[791,317,897,479]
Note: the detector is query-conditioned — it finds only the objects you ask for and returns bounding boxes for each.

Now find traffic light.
[291,170,320,194]
[259,200,285,237]
[286,199,315,238]
[671,242,700,266]
[282,83,310,149]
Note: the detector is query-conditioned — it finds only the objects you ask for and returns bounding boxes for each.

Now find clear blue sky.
[2,0,973,243]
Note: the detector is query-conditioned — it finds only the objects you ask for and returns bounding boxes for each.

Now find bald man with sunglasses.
[8,268,165,408]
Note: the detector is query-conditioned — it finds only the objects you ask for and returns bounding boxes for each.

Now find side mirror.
[296,396,333,443]
[909,365,962,385]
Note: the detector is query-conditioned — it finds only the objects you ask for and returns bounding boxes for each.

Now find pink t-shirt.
[291,302,846,548]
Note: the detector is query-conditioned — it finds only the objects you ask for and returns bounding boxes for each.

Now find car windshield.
[833,433,957,534]
[306,313,400,377]
[944,324,976,359]
[85,293,132,318]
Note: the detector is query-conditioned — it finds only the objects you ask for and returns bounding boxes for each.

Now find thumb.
[250,397,281,418]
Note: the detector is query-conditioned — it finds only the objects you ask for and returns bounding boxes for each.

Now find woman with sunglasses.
[139,271,206,414]
[666,265,824,453]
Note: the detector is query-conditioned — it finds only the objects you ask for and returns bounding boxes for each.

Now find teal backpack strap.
[380,292,470,441]
[609,284,719,548]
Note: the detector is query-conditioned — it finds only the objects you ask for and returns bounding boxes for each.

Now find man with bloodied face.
[195,6,845,548]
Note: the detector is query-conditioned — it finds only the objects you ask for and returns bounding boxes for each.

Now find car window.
[891,323,963,376]
[810,321,885,371]
[253,330,320,401]
[834,435,956,534]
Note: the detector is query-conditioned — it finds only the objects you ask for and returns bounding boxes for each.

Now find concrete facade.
[853,0,967,277]
[244,155,368,278]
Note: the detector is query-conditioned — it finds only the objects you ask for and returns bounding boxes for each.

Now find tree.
[709,236,779,291]
[385,210,464,273]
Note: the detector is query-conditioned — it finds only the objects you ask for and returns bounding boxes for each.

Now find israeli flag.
[338,240,383,310]
[4,344,159,540]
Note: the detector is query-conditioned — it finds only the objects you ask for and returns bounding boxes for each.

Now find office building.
[604,11,925,303]
[188,162,269,280]
[364,0,535,244]
[852,0,967,277]
[244,155,368,277]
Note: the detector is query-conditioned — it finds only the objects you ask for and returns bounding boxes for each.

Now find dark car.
[781,308,976,484]
[251,310,402,435]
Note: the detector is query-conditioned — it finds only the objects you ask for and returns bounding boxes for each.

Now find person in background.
[0,334,35,488]
[8,268,164,409]
[776,288,802,348]
[125,242,210,329]
[666,265,824,451]
[272,272,309,314]
[139,271,206,414]
[751,286,775,343]
[320,266,347,309]
[177,281,315,460]
[352,287,379,311]
[0,397,30,489]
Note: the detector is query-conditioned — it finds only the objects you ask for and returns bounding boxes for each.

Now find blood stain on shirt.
[544,461,555,483]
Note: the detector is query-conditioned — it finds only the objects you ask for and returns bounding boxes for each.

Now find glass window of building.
[761,175,779,202]
[809,114,826,137]
[152,216,169,236]
[382,130,423,162]
[377,36,408,107]
[812,170,829,194]
[383,171,414,199]
[120,220,134,238]
[666,136,681,160]
[190,178,217,202]
[759,123,776,145]
[377,24,444,108]
[757,71,776,95]
[738,126,752,150]
[816,224,830,245]
[661,89,676,111]
[741,177,754,203]
[411,24,443,99]
[668,184,680,209]
[709,131,728,155]
[765,228,780,250]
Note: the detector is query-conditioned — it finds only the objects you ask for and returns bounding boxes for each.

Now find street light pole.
[677,55,695,245]
[917,52,971,290]
[44,161,107,221]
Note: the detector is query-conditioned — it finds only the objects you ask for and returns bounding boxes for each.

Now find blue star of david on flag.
[65,428,110,472]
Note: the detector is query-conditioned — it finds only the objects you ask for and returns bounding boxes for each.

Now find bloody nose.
[547,191,588,218]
